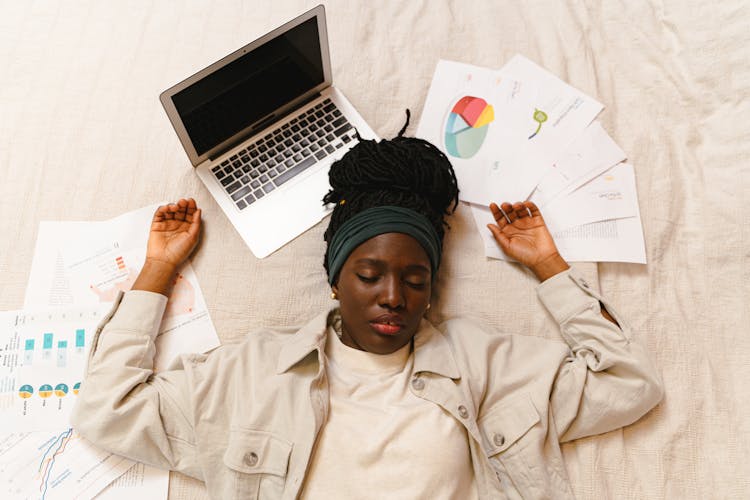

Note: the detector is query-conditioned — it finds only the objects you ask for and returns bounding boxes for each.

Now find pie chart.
[19,384,34,399]
[444,96,494,159]
[39,384,53,398]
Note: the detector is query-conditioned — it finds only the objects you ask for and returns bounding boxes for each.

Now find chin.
[358,327,415,354]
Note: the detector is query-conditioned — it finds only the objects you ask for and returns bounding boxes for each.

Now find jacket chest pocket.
[223,428,293,499]
[479,394,543,498]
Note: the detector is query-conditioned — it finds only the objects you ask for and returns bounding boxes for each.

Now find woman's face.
[332,232,432,354]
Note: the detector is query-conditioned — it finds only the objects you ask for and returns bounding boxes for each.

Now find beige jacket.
[71,269,663,499]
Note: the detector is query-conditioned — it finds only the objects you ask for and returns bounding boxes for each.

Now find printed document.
[540,162,639,233]
[416,60,540,204]
[0,430,135,500]
[471,163,647,263]
[529,121,626,207]
[24,204,220,371]
[6,203,219,499]
[0,305,110,431]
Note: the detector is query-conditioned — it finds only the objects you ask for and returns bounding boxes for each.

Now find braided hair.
[323,110,459,276]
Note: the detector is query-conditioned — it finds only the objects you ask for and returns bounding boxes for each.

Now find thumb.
[188,209,202,239]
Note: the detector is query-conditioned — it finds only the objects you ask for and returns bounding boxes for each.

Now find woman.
[71,133,663,499]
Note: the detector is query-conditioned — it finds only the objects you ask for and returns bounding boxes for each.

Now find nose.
[378,274,404,309]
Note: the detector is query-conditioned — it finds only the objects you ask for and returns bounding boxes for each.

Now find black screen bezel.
[159,5,331,166]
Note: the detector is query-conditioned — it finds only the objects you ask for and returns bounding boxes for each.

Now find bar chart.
[23,329,84,369]
[0,305,109,431]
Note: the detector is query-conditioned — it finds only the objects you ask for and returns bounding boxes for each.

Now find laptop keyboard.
[211,98,357,210]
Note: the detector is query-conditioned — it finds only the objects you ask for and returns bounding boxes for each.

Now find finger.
[502,202,518,222]
[512,202,527,219]
[489,203,511,227]
[175,199,194,221]
[164,203,178,220]
[185,198,198,220]
[524,200,542,218]
[174,203,187,221]
[152,205,168,222]
[498,206,513,225]
[174,198,198,222]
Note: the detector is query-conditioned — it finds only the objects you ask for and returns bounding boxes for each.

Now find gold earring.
[426,303,431,310]
[331,291,338,300]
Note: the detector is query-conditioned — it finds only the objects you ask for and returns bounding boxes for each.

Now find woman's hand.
[487,201,569,282]
[133,199,202,295]
[145,199,202,268]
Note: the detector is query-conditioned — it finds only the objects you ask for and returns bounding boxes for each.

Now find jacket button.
[457,405,469,419]
[493,433,506,447]
[244,451,258,466]
[411,377,424,391]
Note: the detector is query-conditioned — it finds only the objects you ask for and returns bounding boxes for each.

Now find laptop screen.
[172,17,324,156]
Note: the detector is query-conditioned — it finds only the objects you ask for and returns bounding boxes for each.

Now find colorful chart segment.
[38,384,54,398]
[445,96,494,159]
[18,382,81,399]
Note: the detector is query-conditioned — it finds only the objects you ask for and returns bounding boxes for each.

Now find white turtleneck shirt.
[299,328,478,499]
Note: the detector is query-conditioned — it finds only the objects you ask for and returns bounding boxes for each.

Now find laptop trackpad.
[235,168,332,257]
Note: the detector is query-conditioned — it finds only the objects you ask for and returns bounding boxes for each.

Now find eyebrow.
[354,258,430,274]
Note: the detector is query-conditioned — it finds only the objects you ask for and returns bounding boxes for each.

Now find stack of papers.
[25,204,220,370]
[417,56,646,263]
[1,204,221,499]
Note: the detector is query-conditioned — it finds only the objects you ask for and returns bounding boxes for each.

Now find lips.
[369,314,405,336]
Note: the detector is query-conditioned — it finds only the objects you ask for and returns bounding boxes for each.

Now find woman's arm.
[71,199,204,476]
[487,200,663,441]
[133,198,202,294]
[487,201,617,324]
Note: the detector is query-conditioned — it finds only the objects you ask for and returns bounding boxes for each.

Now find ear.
[331,283,339,295]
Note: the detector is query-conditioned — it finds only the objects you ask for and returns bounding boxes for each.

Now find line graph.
[1,430,135,500]
[38,428,74,499]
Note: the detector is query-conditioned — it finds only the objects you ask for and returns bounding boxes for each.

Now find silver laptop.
[160,5,377,258]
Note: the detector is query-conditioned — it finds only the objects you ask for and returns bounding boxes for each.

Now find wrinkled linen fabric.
[1,1,748,498]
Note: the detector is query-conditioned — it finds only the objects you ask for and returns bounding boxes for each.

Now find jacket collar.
[276,309,461,380]
[412,319,461,379]
[276,310,331,374]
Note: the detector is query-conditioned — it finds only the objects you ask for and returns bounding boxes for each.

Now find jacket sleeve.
[536,269,664,443]
[70,290,203,480]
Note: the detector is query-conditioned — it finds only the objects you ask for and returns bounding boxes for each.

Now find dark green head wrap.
[326,206,442,285]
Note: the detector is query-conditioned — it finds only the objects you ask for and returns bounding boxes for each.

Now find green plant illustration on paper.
[528,109,548,139]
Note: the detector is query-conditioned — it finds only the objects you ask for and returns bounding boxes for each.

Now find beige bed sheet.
[1,1,748,498]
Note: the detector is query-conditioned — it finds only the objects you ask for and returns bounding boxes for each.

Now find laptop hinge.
[208,92,322,161]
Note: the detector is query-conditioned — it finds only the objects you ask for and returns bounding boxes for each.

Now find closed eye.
[356,274,379,283]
